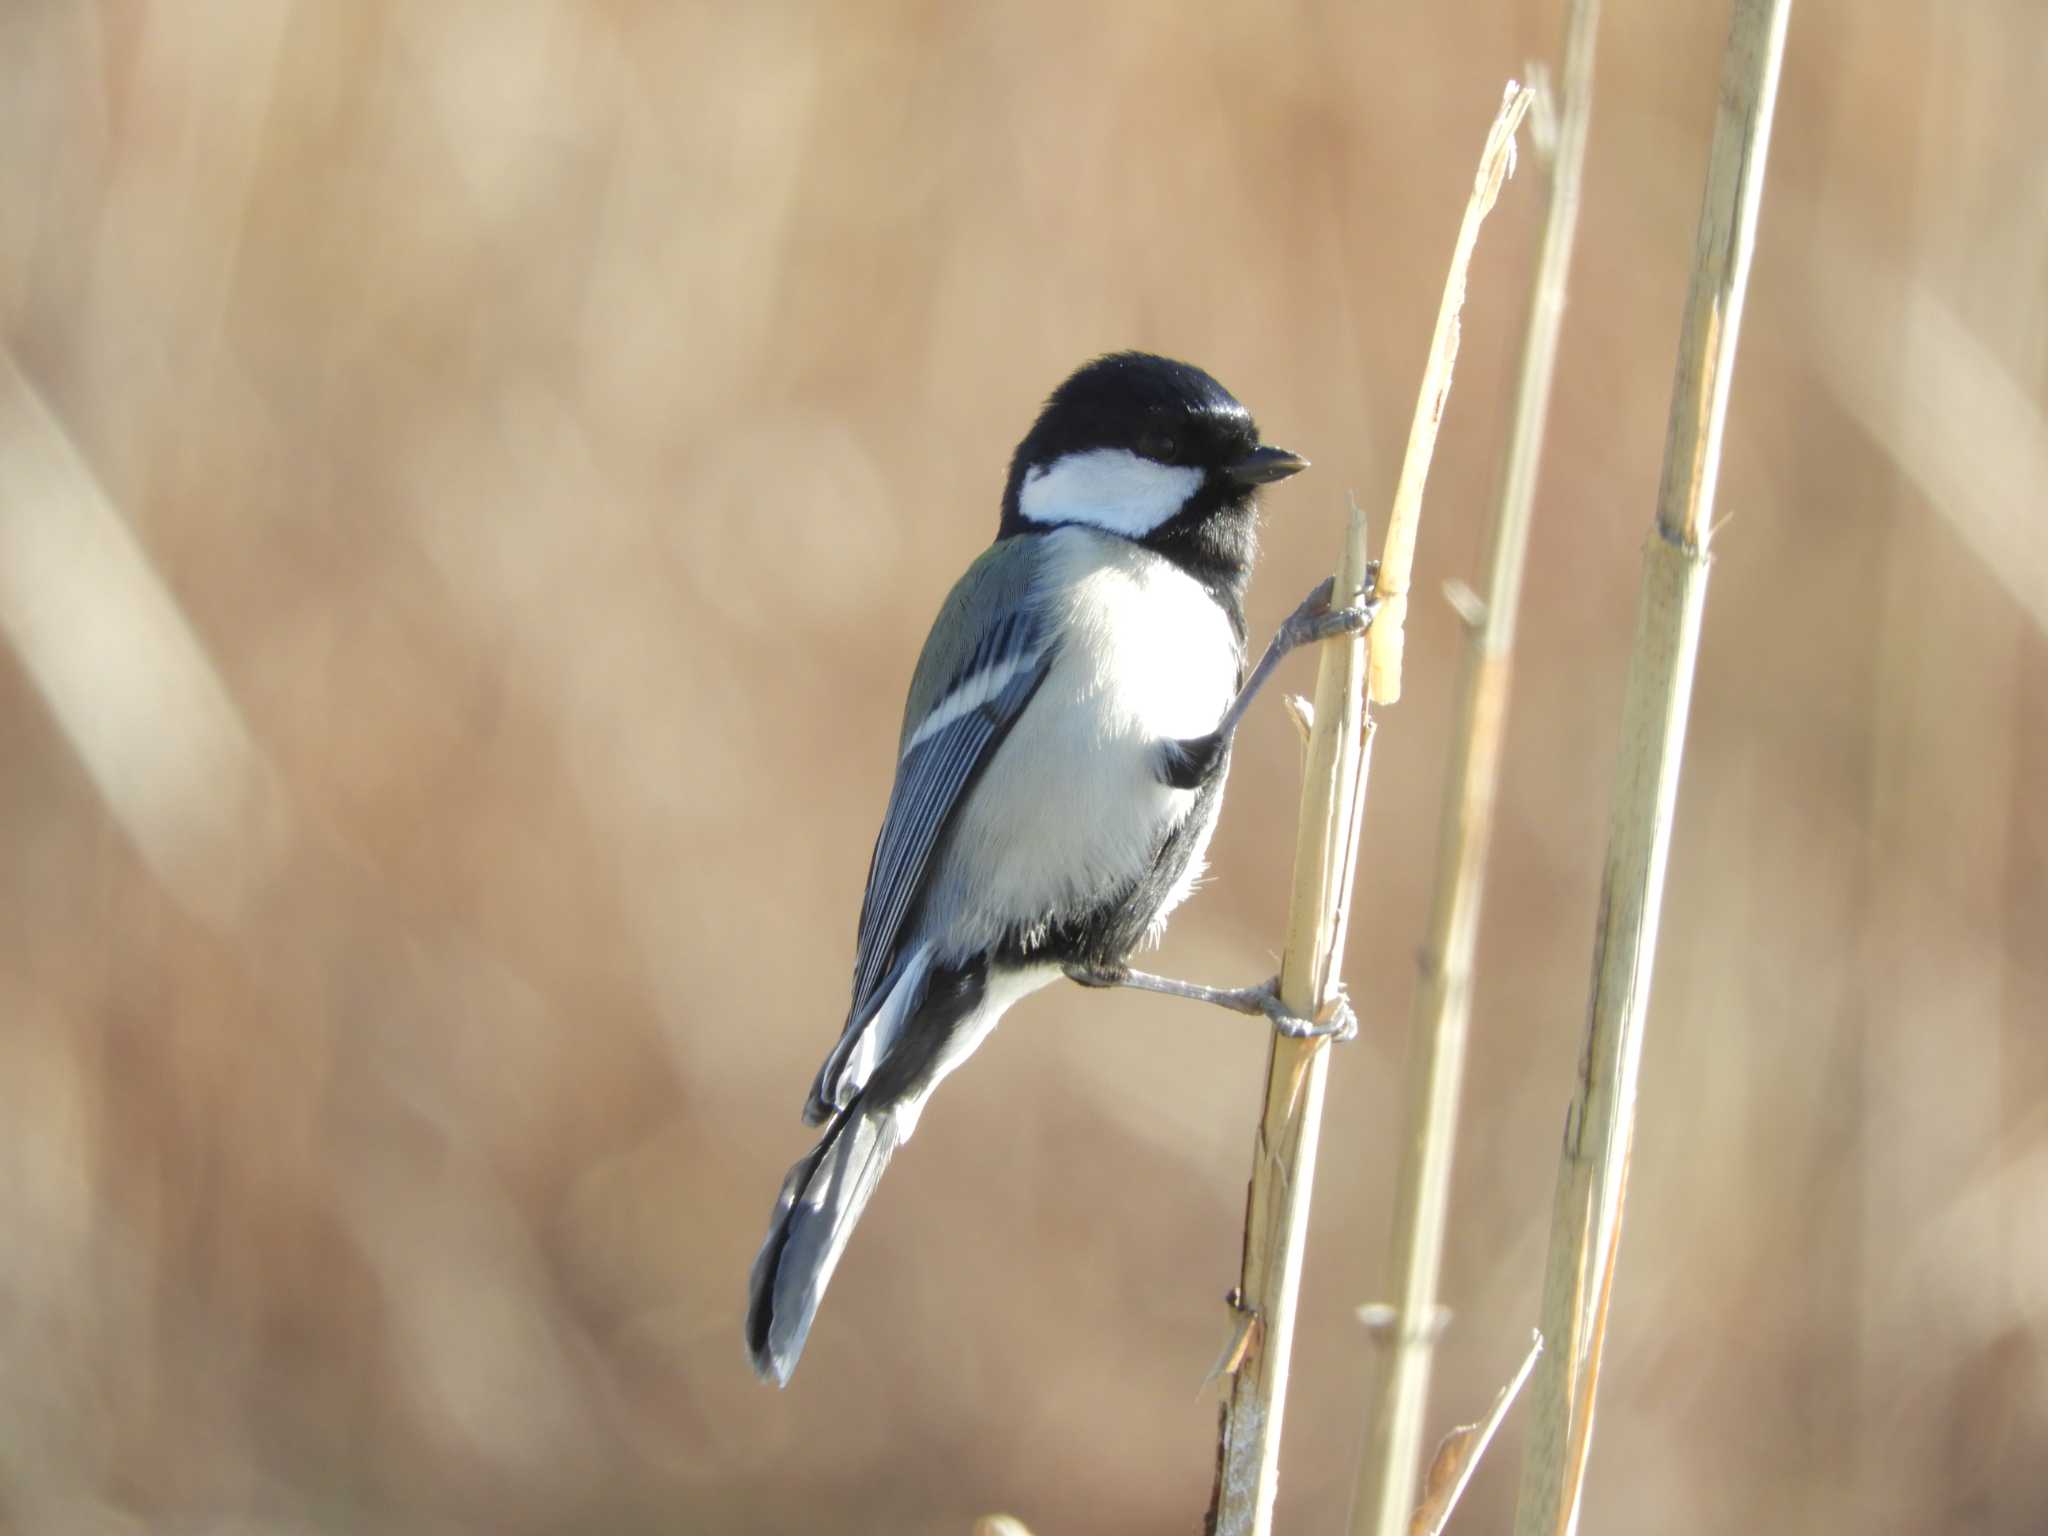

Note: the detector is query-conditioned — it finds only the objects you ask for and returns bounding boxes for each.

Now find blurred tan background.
[3,2,2044,1532]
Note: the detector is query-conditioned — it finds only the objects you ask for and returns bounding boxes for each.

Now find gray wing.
[804,543,1052,1124]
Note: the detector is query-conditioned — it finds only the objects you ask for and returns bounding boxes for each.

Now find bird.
[745,351,1375,1386]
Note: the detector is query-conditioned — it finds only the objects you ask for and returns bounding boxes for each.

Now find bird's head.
[998,352,1307,587]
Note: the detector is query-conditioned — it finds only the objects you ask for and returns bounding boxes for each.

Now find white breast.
[929,526,1239,958]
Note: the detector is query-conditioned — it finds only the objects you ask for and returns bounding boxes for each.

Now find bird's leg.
[1162,569,1380,789]
[1065,962,1358,1042]
[1115,569,1378,1031]
[1216,565,1380,745]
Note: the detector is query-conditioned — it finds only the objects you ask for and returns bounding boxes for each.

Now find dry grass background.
[2,2,2044,1533]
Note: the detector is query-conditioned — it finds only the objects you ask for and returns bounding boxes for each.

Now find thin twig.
[1510,3,1792,1532]
[1407,1332,1545,1536]
[1207,82,1537,1536]
[1349,9,1601,1535]
[1368,83,1536,708]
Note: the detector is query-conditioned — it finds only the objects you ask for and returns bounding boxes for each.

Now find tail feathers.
[745,1099,902,1386]
[750,953,1012,1385]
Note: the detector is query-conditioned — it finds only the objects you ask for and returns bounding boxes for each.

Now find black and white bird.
[746,351,1374,1385]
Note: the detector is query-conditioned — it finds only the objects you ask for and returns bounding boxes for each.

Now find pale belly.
[927,527,1239,958]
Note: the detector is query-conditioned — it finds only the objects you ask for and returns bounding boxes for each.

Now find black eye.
[1140,428,1181,462]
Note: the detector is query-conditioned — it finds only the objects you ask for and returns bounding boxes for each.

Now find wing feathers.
[813,588,1052,1124]
[846,613,1050,1022]
[806,939,932,1125]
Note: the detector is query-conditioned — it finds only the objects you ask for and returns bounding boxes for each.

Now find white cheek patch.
[1018,448,1204,538]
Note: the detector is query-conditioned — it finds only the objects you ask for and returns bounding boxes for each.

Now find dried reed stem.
[1349,9,1600,1534]
[1510,3,1791,1532]
[1368,85,1536,709]
[1208,82,1535,1536]
[1210,501,1375,1536]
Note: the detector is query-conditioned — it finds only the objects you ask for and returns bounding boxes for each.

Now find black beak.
[1227,445,1310,486]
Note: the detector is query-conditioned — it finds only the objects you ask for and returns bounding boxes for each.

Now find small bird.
[746,351,1374,1385]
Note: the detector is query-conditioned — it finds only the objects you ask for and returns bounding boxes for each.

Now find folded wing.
[805,551,1052,1124]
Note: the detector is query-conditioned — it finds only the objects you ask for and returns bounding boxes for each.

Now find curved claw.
[1245,976,1359,1042]
[1282,574,1380,652]
[1302,602,1377,645]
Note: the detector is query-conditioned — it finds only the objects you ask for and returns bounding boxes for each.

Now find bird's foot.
[1067,963,1358,1042]
[1281,566,1381,653]
[1223,974,1359,1042]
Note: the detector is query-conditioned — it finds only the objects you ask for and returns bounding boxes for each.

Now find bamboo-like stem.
[1510,3,1791,1533]
[1349,8,1600,1534]
[1210,504,1375,1536]
[1208,83,1536,1536]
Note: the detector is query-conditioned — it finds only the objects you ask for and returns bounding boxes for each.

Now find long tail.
[745,1096,901,1386]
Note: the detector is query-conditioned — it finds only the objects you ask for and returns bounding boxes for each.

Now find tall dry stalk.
[1510,3,1792,1532]
[1208,503,1375,1536]
[1208,84,1535,1536]
[1348,5,1602,1534]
